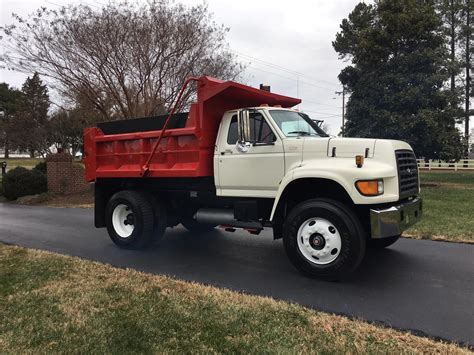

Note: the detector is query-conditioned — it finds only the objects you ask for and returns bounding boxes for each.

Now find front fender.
[270,158,399,220]
[270,167,351,220]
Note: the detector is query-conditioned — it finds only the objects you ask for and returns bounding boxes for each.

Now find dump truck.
[84,76,422,280]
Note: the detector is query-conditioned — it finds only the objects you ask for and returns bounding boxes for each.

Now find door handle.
[221,149,233,155]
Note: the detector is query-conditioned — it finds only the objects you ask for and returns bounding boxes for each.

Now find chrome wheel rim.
[297,217,342,265]
[112,204,135,238]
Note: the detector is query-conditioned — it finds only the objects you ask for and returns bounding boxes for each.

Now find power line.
[246,65,337,92]
[244,65,343,116]
[44,0,64,8]
[302,98,341,109]
[44,0,101,9]
[80,0,101,10]
[245,65,342,113]
[246,64,337,92]
[234,50,340,88]
[300,109,341,117]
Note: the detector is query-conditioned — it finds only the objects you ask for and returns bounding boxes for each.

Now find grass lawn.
[419,170,474,186]
[0,244,469,354]
[405,170,474,243]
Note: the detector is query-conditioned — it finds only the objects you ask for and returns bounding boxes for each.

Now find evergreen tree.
[9,73,50,156]
[0,83,24,158]
[437,0,464,97]
[333,0,464,160]
[437,0,474,155]
[459,1,473,153]
[22,72,49,126]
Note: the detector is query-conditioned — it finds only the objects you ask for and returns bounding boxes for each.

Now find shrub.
[1,167,47,200]
[33,161,47,174]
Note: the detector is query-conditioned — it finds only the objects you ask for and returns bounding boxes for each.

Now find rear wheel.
[106,190,156,249]
[283,198,366,280]
[368,235,400,249]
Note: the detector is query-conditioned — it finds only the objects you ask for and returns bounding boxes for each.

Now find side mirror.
[238,110,250,143]
[236,141,251,153]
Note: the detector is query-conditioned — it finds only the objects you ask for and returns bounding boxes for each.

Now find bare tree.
[1,0,243,119]
[49,95,105,157]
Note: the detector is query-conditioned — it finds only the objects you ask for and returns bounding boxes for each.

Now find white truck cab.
[215,107,419,203]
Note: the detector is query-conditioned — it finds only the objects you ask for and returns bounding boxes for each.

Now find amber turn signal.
[355,179,384,196]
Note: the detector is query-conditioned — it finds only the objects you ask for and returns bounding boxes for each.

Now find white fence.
[417,159,474,171]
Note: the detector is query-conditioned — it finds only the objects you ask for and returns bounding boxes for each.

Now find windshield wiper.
[287,131,313,136]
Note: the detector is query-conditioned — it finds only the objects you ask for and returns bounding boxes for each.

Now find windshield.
[269,110,329,137]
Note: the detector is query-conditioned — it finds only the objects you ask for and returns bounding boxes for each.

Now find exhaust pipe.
[194,208,263,230]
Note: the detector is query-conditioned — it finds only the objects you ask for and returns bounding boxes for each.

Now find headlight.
[355,179,384,196]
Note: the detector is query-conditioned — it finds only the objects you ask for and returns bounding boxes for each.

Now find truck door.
[216,110,285,198]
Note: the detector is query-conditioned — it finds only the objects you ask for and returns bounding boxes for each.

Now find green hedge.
[1,167,47,200]
[33,161,47,174]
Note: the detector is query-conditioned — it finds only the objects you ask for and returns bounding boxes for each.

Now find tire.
[282,198,366,281]
[368,235,400,249]
[181,217,217,233]
[105,190,156,249]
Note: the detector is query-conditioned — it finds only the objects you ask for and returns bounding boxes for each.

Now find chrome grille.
[395,150,419,199]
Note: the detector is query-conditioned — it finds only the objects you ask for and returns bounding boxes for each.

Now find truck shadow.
[139,227,421,289]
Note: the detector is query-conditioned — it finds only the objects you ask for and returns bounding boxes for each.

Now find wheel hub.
[296,217,342,265]
[112,204,135,239]
[309,233,325,250]
[124,213,134,226]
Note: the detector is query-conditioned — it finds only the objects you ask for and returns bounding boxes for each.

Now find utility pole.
[335,88,346,137]
[296,75,300,109]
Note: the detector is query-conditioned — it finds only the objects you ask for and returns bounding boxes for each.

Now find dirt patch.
[421,182,474,189]
[11,191,93,208]
[403,233,474,245]
[44,191,93,208]
[420,182,439,187]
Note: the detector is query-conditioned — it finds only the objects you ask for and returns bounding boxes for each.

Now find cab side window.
[227,115,238,145]
[249,112,276,144]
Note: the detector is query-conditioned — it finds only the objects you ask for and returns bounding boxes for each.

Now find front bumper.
[370,197,422,239]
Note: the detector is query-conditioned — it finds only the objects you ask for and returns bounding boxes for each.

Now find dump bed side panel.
[84,107,210,181]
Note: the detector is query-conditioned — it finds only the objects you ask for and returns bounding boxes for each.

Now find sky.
[0,0,362,134]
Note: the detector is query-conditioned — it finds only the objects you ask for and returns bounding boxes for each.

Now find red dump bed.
[83,76,301,182]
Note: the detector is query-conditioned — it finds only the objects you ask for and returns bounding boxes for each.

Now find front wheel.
[282,199,366,281]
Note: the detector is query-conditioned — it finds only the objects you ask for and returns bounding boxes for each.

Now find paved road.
[0,203,473,346]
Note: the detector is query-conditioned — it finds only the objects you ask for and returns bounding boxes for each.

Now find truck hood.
[297,137,413,161]
[326,137,376,158]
